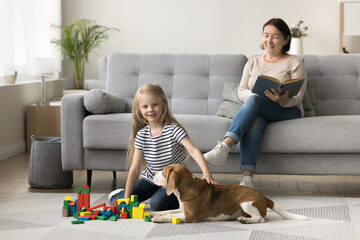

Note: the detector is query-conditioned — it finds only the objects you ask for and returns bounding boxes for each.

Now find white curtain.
[0,0,61,77]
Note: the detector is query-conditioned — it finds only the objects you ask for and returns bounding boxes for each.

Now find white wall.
[0,79,73,161]
[63,0,340,79]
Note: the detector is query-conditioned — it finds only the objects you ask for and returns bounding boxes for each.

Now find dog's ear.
[165,167,177,196]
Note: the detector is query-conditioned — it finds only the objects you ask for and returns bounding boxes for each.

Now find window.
[0,0,61,77]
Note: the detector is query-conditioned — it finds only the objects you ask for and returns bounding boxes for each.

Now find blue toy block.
[77,217,90,221]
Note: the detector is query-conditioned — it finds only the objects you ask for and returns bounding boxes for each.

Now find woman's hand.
[264,88,289,105]
[202,174,219,185]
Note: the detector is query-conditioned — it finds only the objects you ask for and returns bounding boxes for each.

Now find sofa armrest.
[61,93,89,170]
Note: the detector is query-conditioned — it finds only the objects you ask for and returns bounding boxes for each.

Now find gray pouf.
[28,137,73,188]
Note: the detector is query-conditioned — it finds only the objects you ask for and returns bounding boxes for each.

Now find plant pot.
[4,71,17,84]
[72,58,85,89]
[63,89,88,96]
[289,38,303,55]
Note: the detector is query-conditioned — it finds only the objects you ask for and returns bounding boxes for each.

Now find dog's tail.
[266,198,309,221]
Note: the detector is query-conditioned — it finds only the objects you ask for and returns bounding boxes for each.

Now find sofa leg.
[113,171,116,180]
[87,170,92,187]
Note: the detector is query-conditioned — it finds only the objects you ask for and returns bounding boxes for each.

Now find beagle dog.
[151,164,309,224]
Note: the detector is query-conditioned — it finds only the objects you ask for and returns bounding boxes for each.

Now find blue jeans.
[109,179,179,211]
[225,95,301,172]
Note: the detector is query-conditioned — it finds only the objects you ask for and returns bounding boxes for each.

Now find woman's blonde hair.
[127,83,187,169]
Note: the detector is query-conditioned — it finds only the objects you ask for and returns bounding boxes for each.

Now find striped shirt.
[135,123,187,184]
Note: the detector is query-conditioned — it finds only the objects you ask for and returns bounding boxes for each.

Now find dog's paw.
[150,212,162,218]
[237,216,248,224]
[151,216,171,223]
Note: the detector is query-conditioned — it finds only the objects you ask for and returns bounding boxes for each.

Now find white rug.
[1,192,360,240]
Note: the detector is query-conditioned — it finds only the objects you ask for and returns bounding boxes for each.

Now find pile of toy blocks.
[62,184,152,224]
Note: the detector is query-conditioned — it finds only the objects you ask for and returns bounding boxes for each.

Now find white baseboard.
[0,141,26,162]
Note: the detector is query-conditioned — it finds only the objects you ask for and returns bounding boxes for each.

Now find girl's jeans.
[225,95,301,172]
[109,179,179,211]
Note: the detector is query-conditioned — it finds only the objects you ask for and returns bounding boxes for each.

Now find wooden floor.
[1,152,360,204]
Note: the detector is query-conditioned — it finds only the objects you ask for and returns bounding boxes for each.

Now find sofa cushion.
[83,113,233,151]
[83,113,133,149]
[106,53,248,115]
[303,77,316,117]
[216,80,243,119]
[84,89,126,114]
[261,115,360,153]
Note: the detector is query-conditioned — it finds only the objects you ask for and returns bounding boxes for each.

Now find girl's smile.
[139,93,163,125]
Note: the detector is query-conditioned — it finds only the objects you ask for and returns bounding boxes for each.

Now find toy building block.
[89,216,97,220]
[96,216,108,221]
[172,217,181,224]
[103,209,113,218]
[64,196,72,201]
[69,201,76,217]
[117,198,130,205]
[71,220,84,224]
[144,215,152,222]
[77,217,90,221]
[109,216,117,221]
[62,209,69,217]
[103,206,116,212]
[131,195,138,202]
[77,184,90,211]
[80,211,92,217]
[92,211,99,217]
[87,203,106,211]
[129,195,139,218]
[120,212,128,219]
[133,203,146,219]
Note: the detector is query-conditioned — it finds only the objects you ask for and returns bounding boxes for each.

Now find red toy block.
[114,200,120,216]
[120,212,128,219]
[87,203,106,211]
[103,206,115,212]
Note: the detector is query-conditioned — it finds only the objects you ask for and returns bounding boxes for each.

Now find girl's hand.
[202,174,219,185]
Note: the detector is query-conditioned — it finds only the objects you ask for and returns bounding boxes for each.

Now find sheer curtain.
[0,0,61,77]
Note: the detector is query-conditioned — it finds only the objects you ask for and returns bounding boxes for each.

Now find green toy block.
[73,212,79,219]
[144,215,152,222]
[78,187,90,194]
[109,216,117,221]
[71,220,84,224]
[129,201,139,218]
[96,216,108,221]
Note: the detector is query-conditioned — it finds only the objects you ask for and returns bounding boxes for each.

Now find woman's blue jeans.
[225,95,301,172]
[109,179,179,211]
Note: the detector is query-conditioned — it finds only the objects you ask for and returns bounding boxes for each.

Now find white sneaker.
[108,188,124,201]
[240,178,255,189]
[203,141,229,166]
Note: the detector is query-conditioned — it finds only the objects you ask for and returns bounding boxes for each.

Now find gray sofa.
[61,53,360,187]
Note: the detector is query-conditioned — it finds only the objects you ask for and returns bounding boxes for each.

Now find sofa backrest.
[302,54,360,116]
[106,53,248,115]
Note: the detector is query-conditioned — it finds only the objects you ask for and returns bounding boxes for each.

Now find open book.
[252,75,305,97]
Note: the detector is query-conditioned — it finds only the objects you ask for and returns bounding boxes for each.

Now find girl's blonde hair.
[127,83,187,169]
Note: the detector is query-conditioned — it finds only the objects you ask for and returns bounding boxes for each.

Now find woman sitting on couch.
[204,18,307,188]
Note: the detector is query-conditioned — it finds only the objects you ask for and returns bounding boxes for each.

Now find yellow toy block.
[64,196,72,201]
[139,203,146,208]
[131,195,138,202]
[144,212,150,218]
[117,198,130,205]
[80,211,92,217]
[172,217,181,224]
[132,207,144,219]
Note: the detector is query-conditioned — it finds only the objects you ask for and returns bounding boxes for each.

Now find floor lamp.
[31,58,56,105]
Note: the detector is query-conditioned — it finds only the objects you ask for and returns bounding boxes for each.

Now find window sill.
[0,78,70,88]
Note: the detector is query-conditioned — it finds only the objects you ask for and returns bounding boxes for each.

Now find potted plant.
[51,19,119,89]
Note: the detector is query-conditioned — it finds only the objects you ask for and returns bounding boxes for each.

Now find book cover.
[252,75,305,97]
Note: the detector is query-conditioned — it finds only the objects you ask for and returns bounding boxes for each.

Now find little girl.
[108,83,217,211]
